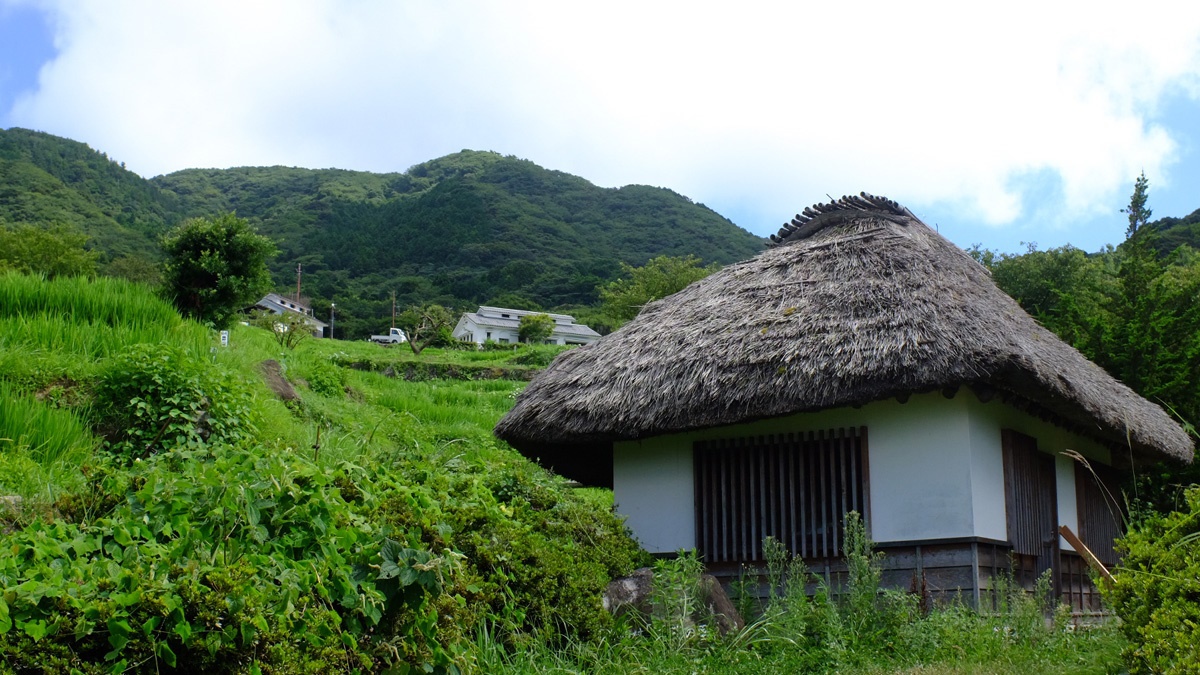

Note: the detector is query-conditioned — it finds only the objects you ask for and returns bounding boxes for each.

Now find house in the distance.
[454,306,601,346]
[251,293,328,338]
[495,193,1194,614]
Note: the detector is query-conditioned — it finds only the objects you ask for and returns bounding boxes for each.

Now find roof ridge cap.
[769,192,920,246]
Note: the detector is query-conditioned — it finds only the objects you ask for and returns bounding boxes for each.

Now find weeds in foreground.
[479,512,1125,674]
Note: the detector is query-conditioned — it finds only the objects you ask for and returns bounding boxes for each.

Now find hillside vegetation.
[0,272,1130,673]
[0,128,764,337]
[0,272,646,672]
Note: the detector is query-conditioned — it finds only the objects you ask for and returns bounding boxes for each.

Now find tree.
[599,255,720,323]
[1122,170,1152,239]
[518,313,555,343]
[396,304,455,355]
[0,222,98,278]
[1112,173,1167,395]
[161,213,277,329]
[985,242,1115,359]
[251,309,313,350]
[104,254,161,285]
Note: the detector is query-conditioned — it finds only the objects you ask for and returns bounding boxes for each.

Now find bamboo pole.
[1059,525,1114,583]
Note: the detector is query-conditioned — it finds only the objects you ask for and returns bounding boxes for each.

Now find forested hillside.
[153,151,764,336]
[0,129,765,337]
[0,128,174,261]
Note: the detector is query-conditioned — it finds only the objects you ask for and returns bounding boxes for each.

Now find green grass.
[474,555,1127,675]
[0,380,97,507]
[0,272,211,387]
[197,323,533,472]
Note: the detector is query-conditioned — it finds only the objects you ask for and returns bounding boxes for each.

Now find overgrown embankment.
[0,272,645,673]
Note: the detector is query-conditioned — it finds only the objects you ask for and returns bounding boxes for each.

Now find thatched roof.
[496,193,1194,476]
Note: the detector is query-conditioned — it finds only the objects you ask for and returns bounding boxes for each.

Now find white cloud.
[7,0,1200,240]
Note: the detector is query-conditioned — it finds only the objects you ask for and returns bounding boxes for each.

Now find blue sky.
[2,1,1199,256]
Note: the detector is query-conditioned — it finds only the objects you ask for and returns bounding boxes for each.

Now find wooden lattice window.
[694,427,868,564]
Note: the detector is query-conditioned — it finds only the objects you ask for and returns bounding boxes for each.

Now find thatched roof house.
[496,193,1193,610]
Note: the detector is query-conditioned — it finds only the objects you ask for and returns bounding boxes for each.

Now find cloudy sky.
[2,1,1199,254]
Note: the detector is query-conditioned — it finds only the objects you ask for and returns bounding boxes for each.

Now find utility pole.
[391,291,397,329]
[295,263,302,303]
[329,302,335,340]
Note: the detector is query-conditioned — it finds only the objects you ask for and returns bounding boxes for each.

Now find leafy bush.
[250,308,314,350]
[1103,486,1200,673]
[517,313,554,344]
[375,458,647,646]
[161,213,277,329]
[0,223,98,278]
[302,358,347,397]
[0,445,457,673]
[92,343,256,461]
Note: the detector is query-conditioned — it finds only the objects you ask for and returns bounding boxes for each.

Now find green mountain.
[152,151,765,330]
[0,129,766,336]
[0,128,175,261]
[1152,207,1200,255]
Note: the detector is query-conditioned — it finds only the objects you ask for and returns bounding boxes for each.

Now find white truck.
[370,327,407,344]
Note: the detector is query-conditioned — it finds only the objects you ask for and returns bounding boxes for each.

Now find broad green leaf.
[107,617,133,651]
[142,616,161,636]
[155,640,178,667]
[21,619,49,641]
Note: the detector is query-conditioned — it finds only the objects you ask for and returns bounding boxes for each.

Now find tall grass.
[0,273,211,381]
[363,374,523,441]
[205,325,528,469]
[0,271,180,328]
[0,380,96,505]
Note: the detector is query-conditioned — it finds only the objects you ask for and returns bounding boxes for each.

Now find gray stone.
[602,567,745,635]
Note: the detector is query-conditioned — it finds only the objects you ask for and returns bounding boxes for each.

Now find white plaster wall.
[613,438,695,553]
[613,393,980,552]
[613,391,1118,555]
[1056,454,1078,549]
[849,395,976,542]
[965,404,1009,542]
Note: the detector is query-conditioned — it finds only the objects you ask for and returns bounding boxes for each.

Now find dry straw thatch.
[495,193,1193,467]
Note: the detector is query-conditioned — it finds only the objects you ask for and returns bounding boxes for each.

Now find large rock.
[699,574,745,634]
[603,567,744,635]
[603,567,655,617]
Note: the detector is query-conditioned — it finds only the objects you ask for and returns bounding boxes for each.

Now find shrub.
[250,308,314,350]
[1103,486,1200,673]
[506,345,569,367]
[304,358,346,397]
[161,213,276,329]
[375,458,647,647]
[92,343,256,461]
[0,445,457,673]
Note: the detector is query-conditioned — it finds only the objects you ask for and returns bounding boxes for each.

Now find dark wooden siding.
[1075,463,1123,566]
[694,427,867,564]
[1002,430,1059,582]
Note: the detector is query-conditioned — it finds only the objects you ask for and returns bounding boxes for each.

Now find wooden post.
[1059,525,1113,583]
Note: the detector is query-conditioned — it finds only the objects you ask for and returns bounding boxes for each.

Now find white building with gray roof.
[453,306,601,346]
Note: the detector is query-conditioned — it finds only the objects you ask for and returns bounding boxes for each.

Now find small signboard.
[220,330,229,346]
